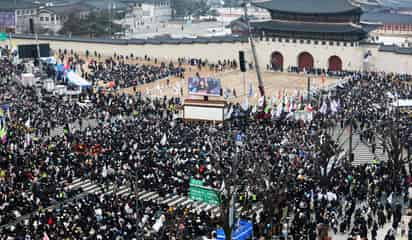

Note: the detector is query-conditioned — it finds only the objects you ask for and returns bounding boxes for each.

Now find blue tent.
[55,64,64,73]
[54,64,65,81]
[216,220,253,240]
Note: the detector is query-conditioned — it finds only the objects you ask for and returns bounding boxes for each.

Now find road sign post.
[189,178,221,205]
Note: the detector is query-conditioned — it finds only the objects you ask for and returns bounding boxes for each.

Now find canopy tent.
[40,57,57,65]
[66,71,91,88]
[216,220,253,240]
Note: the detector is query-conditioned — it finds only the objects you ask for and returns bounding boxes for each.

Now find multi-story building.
[2,0,131,34]
[362,11,412,47]
[0,1,37,33]
[141,0,172,23]
[36,4,90,34]
[123,3,145,33]
[122,1,172,34]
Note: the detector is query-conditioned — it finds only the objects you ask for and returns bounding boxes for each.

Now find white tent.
[21,73,35,87]
[40,57,57,65]
[392,99,412,108]
[66,71,91,88]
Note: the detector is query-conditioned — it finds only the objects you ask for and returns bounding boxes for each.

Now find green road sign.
[189,178,221,205]
[189,178,204,186]
[0,32,7,41]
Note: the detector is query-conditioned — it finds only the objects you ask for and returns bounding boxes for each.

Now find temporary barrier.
[216,220,253,240]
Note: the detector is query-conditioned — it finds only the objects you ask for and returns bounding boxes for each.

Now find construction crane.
[242,1,265,107]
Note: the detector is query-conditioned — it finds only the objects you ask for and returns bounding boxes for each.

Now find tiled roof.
[251,20,366,34]
[361,12,412,25]
[12,34,249,45]
[379,44,412,55]
[252,0,361,14]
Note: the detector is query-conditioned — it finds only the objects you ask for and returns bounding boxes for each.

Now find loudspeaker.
[18,44,50,58]
[29,18,34,34]
[239,51,246,72]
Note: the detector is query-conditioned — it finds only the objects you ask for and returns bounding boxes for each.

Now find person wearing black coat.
[371,222,378,240]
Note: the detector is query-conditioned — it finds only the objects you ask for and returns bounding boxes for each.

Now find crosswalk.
[351,134,388,166]
[64,177,262,220]
[332,127,388,166]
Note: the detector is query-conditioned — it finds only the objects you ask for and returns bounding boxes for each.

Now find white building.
[215,6,270,23]
[122,1,172,34]
[35,4,90,34]
[123,4,145,33]
[141,1,172,23]
[36,7,68,34]
[0,1,38,34]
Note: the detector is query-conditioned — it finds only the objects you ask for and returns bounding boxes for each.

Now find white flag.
[387,192,393,204]
[330,100,338,113]
[220,179,225,192]
[25,117,31,128]
[225,105,233,119]
[25,133,31,148]
[251,105,257,114]
[319,101,327,114]
[160,133,167,146]
[241,98,249,111]
[102,165,108,178]
[258,96,264,107]
[248,82,253,97]
[276,103,282,117]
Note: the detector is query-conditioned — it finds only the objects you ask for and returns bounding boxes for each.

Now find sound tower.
[239,51,246,72]
[29,19,34,34]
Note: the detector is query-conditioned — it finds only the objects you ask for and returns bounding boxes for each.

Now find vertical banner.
[0,11,16,29]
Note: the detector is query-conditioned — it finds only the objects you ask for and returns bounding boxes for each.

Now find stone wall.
[12,36,412,74]
[12,38,249,63]
[253,38,365,71]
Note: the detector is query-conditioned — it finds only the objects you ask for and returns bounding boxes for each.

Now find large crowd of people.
[0,51,411,240]
[50,49,239,91]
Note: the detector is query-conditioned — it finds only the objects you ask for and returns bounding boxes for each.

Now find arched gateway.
[298,52,314,71]
[328,55,343,71]
[271,51,283,71]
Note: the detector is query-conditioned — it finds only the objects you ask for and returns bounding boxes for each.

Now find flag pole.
[35,32,42,74]
[8,31,12,59]
[243,1,264,104]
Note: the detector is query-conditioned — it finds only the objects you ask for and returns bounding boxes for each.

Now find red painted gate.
[328,56,342,71]
[298,52,314,70]
[271,51,283,71]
